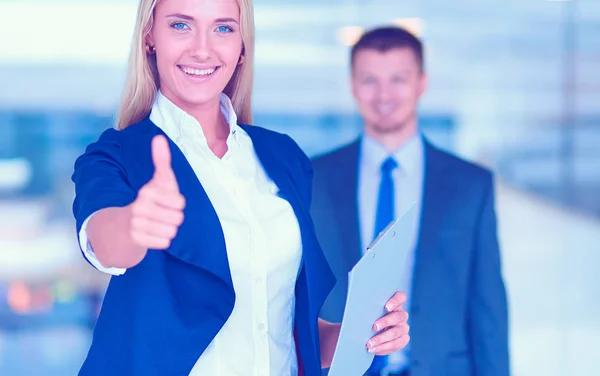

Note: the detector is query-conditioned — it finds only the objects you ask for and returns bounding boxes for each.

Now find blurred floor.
[0,325,91,375]
[496,181,600,376]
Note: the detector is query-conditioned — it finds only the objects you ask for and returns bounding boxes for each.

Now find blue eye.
[171,22,189,31]
[216,25,233,33]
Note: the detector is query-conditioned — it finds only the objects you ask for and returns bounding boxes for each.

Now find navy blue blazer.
[71,118,335,376]
[311,138,509,376]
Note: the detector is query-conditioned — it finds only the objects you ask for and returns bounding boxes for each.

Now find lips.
[374,102,398,116]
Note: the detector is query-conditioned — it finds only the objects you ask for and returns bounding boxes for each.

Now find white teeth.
[182,67,216,76]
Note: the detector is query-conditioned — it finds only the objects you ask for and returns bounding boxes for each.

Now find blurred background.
[0,0,599,374]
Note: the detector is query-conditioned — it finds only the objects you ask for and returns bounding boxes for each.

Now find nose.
[189,30,212,60]
[377,83,394,102]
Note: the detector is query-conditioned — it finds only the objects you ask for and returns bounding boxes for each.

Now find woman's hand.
[129,135,186,249]
[366,292,410,355]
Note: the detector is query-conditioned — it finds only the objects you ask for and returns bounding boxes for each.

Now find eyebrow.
[215,17,239,24]
[165,14,239,24]
[166,13,195,21]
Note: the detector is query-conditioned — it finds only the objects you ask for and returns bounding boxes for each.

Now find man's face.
[351,47,427,136]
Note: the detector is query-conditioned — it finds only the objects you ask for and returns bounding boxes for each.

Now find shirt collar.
[149,90,239,144]
[360,132,424,176]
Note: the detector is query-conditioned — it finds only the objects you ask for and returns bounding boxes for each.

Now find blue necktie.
[368,156,398,374]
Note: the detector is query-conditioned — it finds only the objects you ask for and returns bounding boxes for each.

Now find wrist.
[89,205,147,268]
[320,321,341,368]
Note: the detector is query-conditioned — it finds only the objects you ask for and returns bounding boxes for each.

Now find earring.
[238,55,245,65]
[145,44,156,54]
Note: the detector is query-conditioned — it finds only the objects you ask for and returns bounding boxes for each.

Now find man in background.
[311,26,510,376]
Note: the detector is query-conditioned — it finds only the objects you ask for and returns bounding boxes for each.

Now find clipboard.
[327,204,417,376]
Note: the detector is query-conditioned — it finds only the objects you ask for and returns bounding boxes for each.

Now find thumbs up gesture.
[129,135,186,250]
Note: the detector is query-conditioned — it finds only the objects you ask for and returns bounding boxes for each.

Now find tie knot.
[381,157,398,174]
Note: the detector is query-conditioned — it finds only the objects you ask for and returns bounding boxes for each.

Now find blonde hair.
[115,0,255,130]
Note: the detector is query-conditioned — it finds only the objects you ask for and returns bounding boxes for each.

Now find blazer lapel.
[328,140,363,274]
[241,126,336,342]
[240,127,311,240]
[126,119,233,290]
[410,140,454,313]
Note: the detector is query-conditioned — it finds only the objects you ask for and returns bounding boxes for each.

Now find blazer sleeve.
[71,128,138,263]
[468,175,510,376]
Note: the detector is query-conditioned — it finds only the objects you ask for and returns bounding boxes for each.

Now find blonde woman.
[72,0,410,375]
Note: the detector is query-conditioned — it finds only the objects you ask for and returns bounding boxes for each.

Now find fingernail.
[367,340,373,349]
[374,323,381,331]
[385,303,394,312]
[368,346,376,353]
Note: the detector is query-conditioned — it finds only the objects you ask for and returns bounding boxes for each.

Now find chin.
[369,117,403,132]
[374,112,415,132]
[177,88,222,107]
[372,124,404,134]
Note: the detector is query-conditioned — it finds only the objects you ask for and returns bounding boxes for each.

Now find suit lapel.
[328,140,363,274]
[410,140,454,311]
[125,119,233,290]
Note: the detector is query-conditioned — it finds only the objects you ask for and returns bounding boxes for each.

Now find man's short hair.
[350,26,424,71]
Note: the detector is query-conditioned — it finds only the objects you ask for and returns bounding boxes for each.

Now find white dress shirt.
[357,133,424,372]
[79,91,303,376]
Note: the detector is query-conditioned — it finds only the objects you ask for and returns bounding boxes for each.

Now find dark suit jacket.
[71,118,335,376]
[311,137,509,376]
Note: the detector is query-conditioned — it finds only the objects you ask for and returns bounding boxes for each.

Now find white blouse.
[79,91,303,376]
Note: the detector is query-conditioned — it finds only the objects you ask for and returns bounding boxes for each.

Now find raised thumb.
[151,135,176,185]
